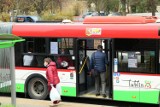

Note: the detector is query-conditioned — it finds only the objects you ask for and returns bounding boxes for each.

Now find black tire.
[27,76,48,100]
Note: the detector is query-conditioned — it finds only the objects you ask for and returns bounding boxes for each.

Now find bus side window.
[36,56,45,67]
[59,48,70,54]
[56,48,73,69]
[23,48,35,66]
[115,39,156,73]
[21,37,75,69]
[15,43,23,66]
[23,54,34,66]
[51,38,75,69]
[22,38,46,67]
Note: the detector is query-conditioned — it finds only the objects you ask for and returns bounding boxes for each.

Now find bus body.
[0,16,160,105]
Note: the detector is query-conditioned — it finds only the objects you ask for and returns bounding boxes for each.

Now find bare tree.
[88,0,114,13]
[120,0,126,15]
[126,0,130,13]
[0,0,14,13]
[49,0,62,13]
[147,0,157,16]
[30,0,52,15]
[17,0,33,14]
[57,0,62,12]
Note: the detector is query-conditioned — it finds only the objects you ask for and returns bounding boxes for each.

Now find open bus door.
[76,39,113,99]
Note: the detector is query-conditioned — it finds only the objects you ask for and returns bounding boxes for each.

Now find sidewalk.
[0,96,116,107]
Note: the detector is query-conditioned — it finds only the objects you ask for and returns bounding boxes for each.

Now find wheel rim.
[31,79,45,97]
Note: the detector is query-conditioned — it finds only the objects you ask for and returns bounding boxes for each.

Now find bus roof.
[83,16,157,24]
[127,12,160,18]
[12,22,160,39]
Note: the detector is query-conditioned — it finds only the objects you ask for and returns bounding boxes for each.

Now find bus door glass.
[77,39,87,93]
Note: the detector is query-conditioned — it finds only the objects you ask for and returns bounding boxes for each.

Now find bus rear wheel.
[27,77,48,100]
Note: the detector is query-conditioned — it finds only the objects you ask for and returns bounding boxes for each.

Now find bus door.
[76,39,88,94]
[105,39,113,99]
[76,39,112,99]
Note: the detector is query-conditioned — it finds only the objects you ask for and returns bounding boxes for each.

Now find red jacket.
[46,61,60,86]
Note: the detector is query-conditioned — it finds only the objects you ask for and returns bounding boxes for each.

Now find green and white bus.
[0,16,159,105]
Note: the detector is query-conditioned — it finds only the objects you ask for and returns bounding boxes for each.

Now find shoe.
[53,100,61,104]
[102,94,106,98]
[96,94,100,96]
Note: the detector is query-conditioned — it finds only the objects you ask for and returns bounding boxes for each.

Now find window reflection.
[21,38,75,69]
[115,39,156,73]
[117,51,155,73]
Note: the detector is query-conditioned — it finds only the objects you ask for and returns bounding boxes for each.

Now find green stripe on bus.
[140,90,159,104]
[114,90,139,102]
[114,90,159,104]
[16,84,25,92]
[61,86,76,97]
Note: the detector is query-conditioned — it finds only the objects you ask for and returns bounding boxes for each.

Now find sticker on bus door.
[114,58,118,72]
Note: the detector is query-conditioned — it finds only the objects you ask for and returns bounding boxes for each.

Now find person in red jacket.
[44,57,61,104]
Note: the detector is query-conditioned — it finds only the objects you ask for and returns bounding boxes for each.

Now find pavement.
[0,96,117,107]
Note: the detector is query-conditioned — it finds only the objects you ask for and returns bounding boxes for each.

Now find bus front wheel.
[27,76,48,100]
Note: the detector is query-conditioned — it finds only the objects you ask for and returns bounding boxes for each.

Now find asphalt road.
[0,96,118,107]
[0,94,158,107]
